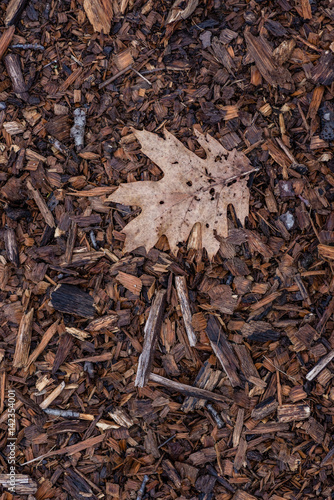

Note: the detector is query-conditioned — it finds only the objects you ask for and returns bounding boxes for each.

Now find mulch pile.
[1,0,334,499]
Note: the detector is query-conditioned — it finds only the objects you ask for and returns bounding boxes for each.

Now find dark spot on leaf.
[172,161,179,164]
[215,155,222,162]
[159,200,164,204]
[186,181,192,186]
[210,188,215,195]
[206,223,209,228]
[208,178,215,184]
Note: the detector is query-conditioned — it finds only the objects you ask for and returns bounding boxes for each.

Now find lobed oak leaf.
[108,128,255,260]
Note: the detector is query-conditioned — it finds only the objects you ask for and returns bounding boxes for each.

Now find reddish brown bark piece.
[83,0,113,33]
[4,53,30,102]
[0,26,15,61]
[206,315,242,387]
[5,0,29,25]
[13,308,34,368]
[245,32,292,89]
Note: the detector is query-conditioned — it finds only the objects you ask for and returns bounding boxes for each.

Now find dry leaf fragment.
[108,129,254,260]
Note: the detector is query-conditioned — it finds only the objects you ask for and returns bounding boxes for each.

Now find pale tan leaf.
[108,128,254,260]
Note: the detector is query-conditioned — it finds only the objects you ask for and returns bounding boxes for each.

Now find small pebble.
[280,211,295,230]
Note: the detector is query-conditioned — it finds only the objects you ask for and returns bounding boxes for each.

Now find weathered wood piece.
[232,491,257,500]
[311,51,334,86]
[233,408,244,447]
[4,53,30,102]
[135,289,166,387]
[175,275,197,346]
[277,404,310,423]
[5,0,30,25]
[181,361,221,412]
[63,221,77,265]
[0,474,37,495]
[162,460,182,488]
[306,350,334,381]
[245,32,292,89]
[149,373,228,404]
[206,315,242,387]
[251,396,278,420]
[316,297,334,333]
[83,0,113,33]
[26,179,55,228]
[52,332,73,374]
[25,320,59,370]
[13,307,33,368]
[0,26,15,61]
[40,381,66,409]
[50,285,95,318]
[4,228,19,266]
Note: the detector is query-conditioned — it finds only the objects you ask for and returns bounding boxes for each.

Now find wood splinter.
[135,289,167,387]
[149,373,228,404]
[175,275,197,347]
[13,308,34,368]
[306,350,334,381]
[26,179,55,228]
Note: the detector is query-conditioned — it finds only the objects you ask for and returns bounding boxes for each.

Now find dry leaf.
[108,129,254,260]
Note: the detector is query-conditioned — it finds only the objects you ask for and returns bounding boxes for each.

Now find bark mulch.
[1,0,334,499]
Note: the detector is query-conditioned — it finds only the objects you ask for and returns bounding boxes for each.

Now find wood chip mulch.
[1,0,334,499]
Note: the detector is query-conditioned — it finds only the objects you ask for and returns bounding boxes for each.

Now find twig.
[132,67,152,86]
[11,43,44,50]
[149,373,228,404]
[158,433,176,449]
[136,475,149,500]
[263,356,297,382]
[206,403,224,428]
[99,65,132,89]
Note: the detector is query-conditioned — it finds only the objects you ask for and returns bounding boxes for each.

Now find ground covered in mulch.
[1,0,334,499]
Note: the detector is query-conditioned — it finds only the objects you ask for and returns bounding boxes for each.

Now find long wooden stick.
[149,373,228,404]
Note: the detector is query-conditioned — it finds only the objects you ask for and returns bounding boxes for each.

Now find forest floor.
[1,0,334,499]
